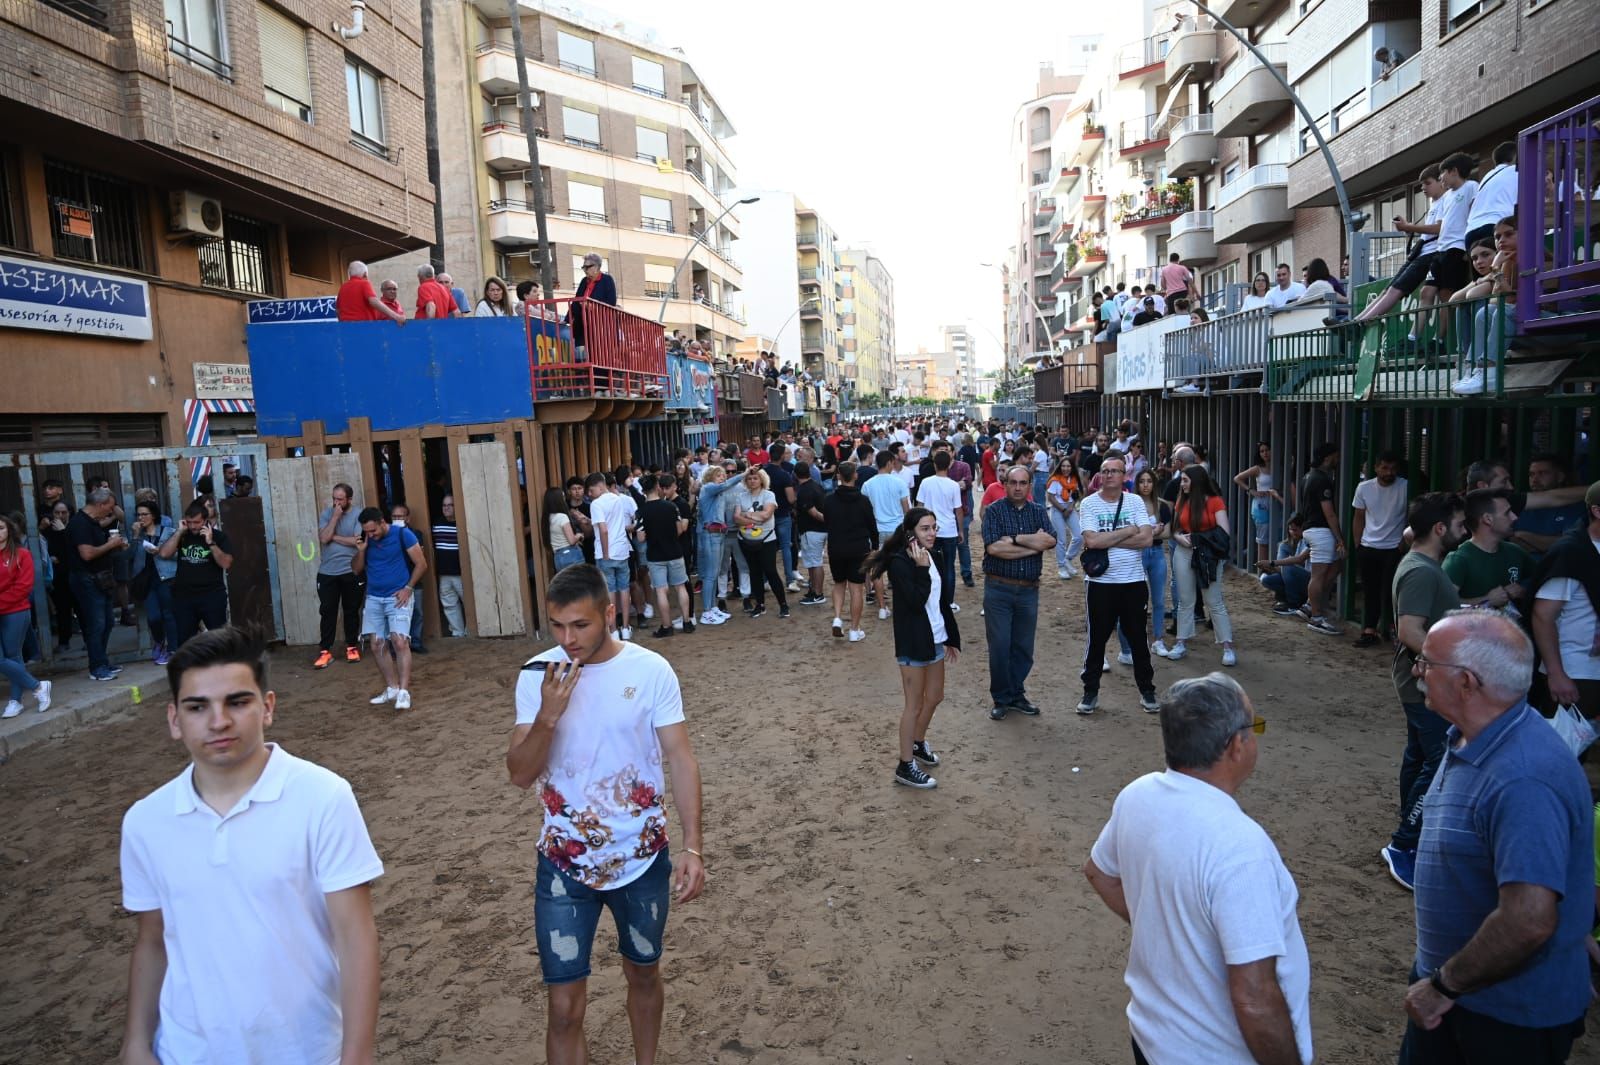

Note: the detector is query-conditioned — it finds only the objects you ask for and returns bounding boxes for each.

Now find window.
[640,194,672,232]
[345,59,385,153]
[562,106,601,149]
[165,0,231,78]
[257,3,312,121]
[1446,0,1493,30]
[635,125,669,163]
[557,31,596,76]
[198,211,276,295]
[0,149,23,250]
[43,159,145,271]
[643,262,676,298]
[632,56,666,98]
[566,180,605,222]
[41,0,111,30]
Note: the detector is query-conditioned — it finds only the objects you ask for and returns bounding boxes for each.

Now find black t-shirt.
[1161,470,1184,505]
[172,528,232,596]
[67,510,112,572]
[1081,451,1105,478]
[795,480,827,534]
[1298,467,1335,529]
[763,463,796,517]
[638,498,684,562]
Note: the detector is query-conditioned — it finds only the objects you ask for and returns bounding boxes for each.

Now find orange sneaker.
[313,650,334,669]
[345,645,362,663]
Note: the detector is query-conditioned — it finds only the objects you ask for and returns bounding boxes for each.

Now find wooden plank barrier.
[458,441,527,636]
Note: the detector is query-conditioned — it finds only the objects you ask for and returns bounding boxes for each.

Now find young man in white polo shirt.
[118,626,383,1065]
[507,564,705,1065]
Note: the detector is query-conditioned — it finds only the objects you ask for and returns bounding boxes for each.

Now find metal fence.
[1164,306,1273,383]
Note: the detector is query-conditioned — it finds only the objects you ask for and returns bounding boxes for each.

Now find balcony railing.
[1113,182,1193,226]
[643,282,678,299]
[1213,42,1286,100]
[1031,168,1050,186]
[563,134,602,151]
[558,59,597,77]
[524,298,668,401]
[1267,296,1514,403]
[1164,306,1272,383]
[632,82,667,99]
[797,232,820,245]
[568,208,608,223]
[1520,92,1600,333]
[1034,358,1103,403]
[1216,163,1287,209]
[639,217,675,233]
[1169,113,1214,139]
[1171,209,1214,237]
[1121,111,1178,153]
[1370,52,1422,111]
[1118,34,1171,75]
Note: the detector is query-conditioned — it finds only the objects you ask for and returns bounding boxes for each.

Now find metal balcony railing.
[1165,306,1272,382]
[1118,34,1171,74]
[1169,113,1214,139]
[1171,209,1214,237]
[1213,41,1286,100]
[643,282,678,299]
[1216,164,1287,209]
[639,217,675,233]
[1519,92,1600,333]
[524,298,668,401]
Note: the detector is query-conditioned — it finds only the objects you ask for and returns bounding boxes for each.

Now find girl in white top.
[1232,441,1285,568]
[1239,272,1272,311]
[544,488,585,571]
[475,276,516,317]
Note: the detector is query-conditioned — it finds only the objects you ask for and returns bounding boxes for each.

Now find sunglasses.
[1241,715,1267,736]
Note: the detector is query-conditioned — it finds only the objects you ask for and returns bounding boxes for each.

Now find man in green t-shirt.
[1443,488,1532,611]
[1382,492,1466,891]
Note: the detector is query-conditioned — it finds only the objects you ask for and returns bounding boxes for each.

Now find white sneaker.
[643,604,655,619]
[672,617,684,629]
[1151,641,1170,659]
[878,607,891,620]
[620,627,633,641]
[1065,563,1077,578]
[713,609,732,622]
[1222,648,1238,667]
[1167,642,1188,661]
[2,700,21,719]
[1450,369,1497,396]
[848,629,866,642]
[700,611,726,626]
[1117,651,1134,666]
[787,579,802,592]
[34,680,51,713]
[1058,567,1071,580]
[1103,658,1112,672]
[951,603,961,613]
[394,689,412,710]
[370,687,398,705]
[832,616,844,637]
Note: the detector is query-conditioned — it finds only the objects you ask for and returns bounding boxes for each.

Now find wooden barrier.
[457,441,526,636]
[265,452,367,647]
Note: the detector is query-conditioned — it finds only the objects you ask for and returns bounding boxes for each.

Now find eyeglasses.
[1412,654,1481,686]
[1239,715,1267,736]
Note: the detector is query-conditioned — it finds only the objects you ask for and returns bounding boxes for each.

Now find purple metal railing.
[1518,94,1599,332]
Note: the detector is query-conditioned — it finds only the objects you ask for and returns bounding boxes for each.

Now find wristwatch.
[1427,967,1461,1000]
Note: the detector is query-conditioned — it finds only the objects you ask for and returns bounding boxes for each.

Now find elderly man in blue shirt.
[1400,609,1591,1064]
[981,465,1055,721]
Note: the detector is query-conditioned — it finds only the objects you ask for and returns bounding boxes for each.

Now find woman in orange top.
[1045,454,1081,579]
[1171,465,1236,667]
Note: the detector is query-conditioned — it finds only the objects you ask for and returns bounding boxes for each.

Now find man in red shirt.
[980,438,1000,488]
[414,264,454,320]
[744,437,770,466]
[335,261,403,324]
[378,280,405,319]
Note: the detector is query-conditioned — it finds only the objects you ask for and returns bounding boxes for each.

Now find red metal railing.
[523,297,668,401]
[1519,93,1600,332]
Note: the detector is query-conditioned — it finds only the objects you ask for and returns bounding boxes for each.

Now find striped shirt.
[431,521,461,576]
[981,498,1050,582]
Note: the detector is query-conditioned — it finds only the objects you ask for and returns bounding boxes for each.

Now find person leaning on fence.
[567,253,617,362]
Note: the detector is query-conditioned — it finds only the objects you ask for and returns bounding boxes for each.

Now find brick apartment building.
[0,0,434,453]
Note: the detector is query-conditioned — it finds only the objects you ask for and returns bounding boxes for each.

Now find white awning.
[1154,70,1190,134]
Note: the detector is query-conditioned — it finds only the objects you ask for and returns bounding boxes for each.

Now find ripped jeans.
[532,847,673,984]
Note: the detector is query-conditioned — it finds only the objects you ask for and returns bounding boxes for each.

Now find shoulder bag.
[1078,496,1124,579]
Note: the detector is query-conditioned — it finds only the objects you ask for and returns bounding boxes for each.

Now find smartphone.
[522,659,575,672]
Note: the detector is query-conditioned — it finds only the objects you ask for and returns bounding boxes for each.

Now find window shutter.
[257,3,311,108]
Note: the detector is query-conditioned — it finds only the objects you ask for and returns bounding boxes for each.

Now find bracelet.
[683,847,703,859]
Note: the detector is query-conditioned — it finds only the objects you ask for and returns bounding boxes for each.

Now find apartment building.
[736,192,848,384]
[837,248,897,401]
[895,348,966,402]
[414,0,746,356]
[0,0,433,449]
[941,324,980,399]
[1008,62,1082,365]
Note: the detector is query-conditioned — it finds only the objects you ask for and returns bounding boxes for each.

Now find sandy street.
[1,566,1594,1064]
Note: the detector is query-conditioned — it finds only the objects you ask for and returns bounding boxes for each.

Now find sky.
[566,0,1102,373]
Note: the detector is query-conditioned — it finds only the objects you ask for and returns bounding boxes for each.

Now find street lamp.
[981,260,1056,362]
[770,295,821,366]
[657,195,761,323]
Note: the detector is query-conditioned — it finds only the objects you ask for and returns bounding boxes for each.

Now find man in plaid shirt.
[982,467,1055,721]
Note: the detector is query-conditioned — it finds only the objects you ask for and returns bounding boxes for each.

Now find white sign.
[1109,316,1189,394]
[0,254,152,341]
[193,362,254,400]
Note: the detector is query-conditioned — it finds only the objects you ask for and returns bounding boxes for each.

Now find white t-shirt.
[1536,545,1600,681]
[1032,450,1053,473]
[925,562,947,645]
[1266,282,1307,309]
[548,512,576,549]
[1417,195,1446,254]
[120,746,384,1065]
[1436,180,1479,252]
[1240,292,1272,311]
[1090,771,1313,1065]
[897,465,918,493]
[1076,491,1153,584]
[514,641,686,889]
[1467,163,1517,233]
[1351,476,1409,549]
[892,428,912,447]
[590,491,636,560]
[862,471,911,533]
[916,474,963,538]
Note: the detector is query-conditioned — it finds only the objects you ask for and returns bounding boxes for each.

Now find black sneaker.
[750,605,767,618]
[1076,692,1099,715]
[411,642,429,655]
[988,704,1009,721]
[681,620,696,634]
[865,590,877,605]
[1271,603,1299,616]
[742,597,756,614]
[779,605,791,619]
[894,760,937,789]
[1139,691,1161,714]
[1353,632,1382,648]
[717,597,727,612]
[962,575,975,588]
[800,594,827,606]
[652,625,674,638]
[912,739,940,767]
[1011,698,1041,716]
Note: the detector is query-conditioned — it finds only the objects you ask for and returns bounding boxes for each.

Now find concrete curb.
[0,663,171,764]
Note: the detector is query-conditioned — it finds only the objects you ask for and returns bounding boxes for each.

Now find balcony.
[1034,199,1057,228]
[1209,0,1275,28]
[1113,182,1193,232]
[525,298,668,405]
[1074,123,1106,166]
[1164,306,1271,386]
[1067,240,1108,279]
[1030,167,1051,187]
[1119,113,1172,158]
[1118,34,1171,86]
[1214,164,1291,244]
[798,269,822,287]
[800,304,822,321]
[797,231,819,249]
[1166,113,1216,180]
[1048,257,1067,293]
[475,42,539,97]
[1050,163,1083,197]
[1164,17,1216,82]
[1213,43,1290,138]
[1082,192,1107,221]
[1169,209,1218,264]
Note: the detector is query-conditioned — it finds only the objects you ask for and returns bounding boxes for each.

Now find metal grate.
[43,158,145,271]
[41,0,110,29]
[198,212,276,295]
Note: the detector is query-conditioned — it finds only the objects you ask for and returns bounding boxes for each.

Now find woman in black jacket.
[863,507,960,790]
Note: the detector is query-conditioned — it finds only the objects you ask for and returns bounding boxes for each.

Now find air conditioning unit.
[169,191,223,238]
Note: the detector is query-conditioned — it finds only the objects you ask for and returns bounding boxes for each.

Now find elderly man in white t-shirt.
[1085,673,1313,1065]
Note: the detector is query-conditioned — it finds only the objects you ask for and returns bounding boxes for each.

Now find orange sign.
[56,202,94,240]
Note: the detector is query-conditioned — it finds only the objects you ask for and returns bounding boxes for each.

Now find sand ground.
[2,564,1596,1064]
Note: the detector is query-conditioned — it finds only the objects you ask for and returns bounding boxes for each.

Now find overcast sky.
[575,0,1099,372]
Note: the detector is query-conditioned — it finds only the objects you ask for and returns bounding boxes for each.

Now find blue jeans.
[983,579,1039,707]
[408,586,425,644]
[933,536,957,605]
[554,544,584,571]
[698,532,727,612]
[775,514,795,582]
[0,609,42,699]
[1393,700,1451,852]
[1263,565,1309,607]
[69,570,114,672]
[1049,508,1072,569]
[956,511,973,581]
[1142,544,1168,640]
[533,848,672,985]
[1032,471,1047,505]
[145,577,177,648]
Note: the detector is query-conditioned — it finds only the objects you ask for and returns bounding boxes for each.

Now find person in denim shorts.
[352,507,425,711]
[508,565,705,1065]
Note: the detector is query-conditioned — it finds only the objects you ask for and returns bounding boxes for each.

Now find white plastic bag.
[1548,703,1598,757]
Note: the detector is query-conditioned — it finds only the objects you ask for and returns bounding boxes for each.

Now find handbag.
[92,568,117,594]
[1078,496,1124,579]
[1547,703,1598,757]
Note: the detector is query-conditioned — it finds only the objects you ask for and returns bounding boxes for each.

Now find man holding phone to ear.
[507,563,704,1065]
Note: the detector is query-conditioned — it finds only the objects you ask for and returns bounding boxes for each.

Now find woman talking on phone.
[863,507,960,790]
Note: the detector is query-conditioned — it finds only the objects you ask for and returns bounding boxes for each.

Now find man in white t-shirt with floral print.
[507,563,705,1065]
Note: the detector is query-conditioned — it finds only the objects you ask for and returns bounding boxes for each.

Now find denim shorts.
[596,557,631,593]
[896,645,947,668]
[554,544,585,571]
[647,558,688,589]
[800,531,827,568]
[361,594,413,640]
[533,849,672,985]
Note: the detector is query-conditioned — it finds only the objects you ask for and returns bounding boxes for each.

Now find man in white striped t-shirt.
[1077,454,1159,716]
[430,495,468,638]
